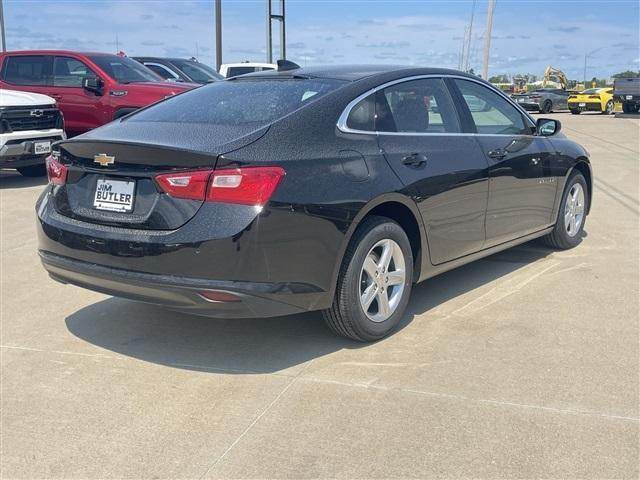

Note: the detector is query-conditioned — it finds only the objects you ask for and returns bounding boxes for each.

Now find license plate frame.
[626,95,633,100]
[33,140,51,155]
[579,102,586,107]
[93,178,136,213]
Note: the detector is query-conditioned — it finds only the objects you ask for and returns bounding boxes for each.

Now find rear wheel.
[540,171,588,250]
[541,100,552,114]
[604,100,614,115]
[323,216,413,342]
[570,109,581,115]
[16,164,46,177]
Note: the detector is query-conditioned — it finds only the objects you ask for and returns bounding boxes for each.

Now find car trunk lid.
[51,121,269,230]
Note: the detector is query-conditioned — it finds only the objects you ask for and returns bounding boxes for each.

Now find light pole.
[583,47,604,87]
[215,0,222,70]
[482,0,496,79]
[0,0,6,52]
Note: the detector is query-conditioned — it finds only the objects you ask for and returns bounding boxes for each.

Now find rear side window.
[129,78,347,126]
[53,57,98,87]
[379,78,460,133]
[2,55,51,86]
[455,79,530,135]
[346,95,376,131]
[145,63,178,80]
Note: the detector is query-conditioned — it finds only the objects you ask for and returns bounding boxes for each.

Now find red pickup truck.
[0,50,196,137]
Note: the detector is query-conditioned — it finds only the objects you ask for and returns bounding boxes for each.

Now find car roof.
[1,50,120,57]
[237,65,479,82]
[134,57,196,63]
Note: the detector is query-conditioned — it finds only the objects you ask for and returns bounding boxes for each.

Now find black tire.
[541,100,552,114]
[622,102,635,114]
[322,216,413,342]
[604,100,614,115]
[540,171,589,250]
[570,109,581,115]
[16,164,46,177]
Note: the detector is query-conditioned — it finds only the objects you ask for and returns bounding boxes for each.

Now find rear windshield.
[128,78,347,126]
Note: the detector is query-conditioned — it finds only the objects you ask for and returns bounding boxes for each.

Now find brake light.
[155,166,285,206]
[588,95,600,99]
[530,95,541,100]
[207,167,284,206]
[46,154,67,185]
[155,170,211,201]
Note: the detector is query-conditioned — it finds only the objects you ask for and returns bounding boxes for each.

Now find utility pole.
[464,0,477,72]
[459,25,468,70]
[0,0,6,52]
[215,0,222,70]
[266,0,286,63]
[482,0,496,79]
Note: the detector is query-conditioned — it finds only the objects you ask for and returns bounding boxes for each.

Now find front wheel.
[541,100,552,114]
[540,171,589,250]
[323,216,413,342]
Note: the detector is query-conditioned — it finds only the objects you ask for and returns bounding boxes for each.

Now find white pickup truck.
[0,89,65,176]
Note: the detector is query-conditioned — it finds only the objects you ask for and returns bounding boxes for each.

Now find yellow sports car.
[568,87,614,114]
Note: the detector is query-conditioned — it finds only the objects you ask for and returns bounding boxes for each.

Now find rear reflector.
[155,166,285,207]
[198,290,241,302]
[46,154,67,186]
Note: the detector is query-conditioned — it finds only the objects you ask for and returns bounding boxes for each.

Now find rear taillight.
[46,154,67,186]
[155,170,211,201]
[530,95,541,100]
[155,166,285,207]
[588,95,600,99]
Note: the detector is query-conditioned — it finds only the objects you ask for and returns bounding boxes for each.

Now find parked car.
[568,87,615,115]
[219,62,276,78]
[37,65,592,341]
[511,88,569,113]
[0,51,196,137]
[0,89,65,176]
[613,77,640,113]
[133,57,223,84]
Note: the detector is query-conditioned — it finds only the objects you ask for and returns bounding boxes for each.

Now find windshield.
[172,60,223,82]
[128,78,347,126]
[89,55,162,84]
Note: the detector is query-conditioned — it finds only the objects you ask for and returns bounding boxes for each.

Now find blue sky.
[4,0,639,80]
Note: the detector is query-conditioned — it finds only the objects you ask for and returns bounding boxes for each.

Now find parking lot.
[1,112,638,478]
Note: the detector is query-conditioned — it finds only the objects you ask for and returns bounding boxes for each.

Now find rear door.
[451,78,558,247]
[373,77,489,264]
[0,54,53,96]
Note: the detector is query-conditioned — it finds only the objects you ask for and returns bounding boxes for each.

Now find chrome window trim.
[144,62,180,80]
[336,73,537,137]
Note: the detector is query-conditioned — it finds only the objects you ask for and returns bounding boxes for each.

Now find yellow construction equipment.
[542,66,569,90]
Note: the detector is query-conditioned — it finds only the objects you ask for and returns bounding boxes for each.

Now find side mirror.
[82,77,104,95]
[536,118,561,136]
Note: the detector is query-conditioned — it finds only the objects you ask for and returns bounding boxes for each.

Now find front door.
[373,77,489,265]
[452,79,558,247]
[50,56,106,136]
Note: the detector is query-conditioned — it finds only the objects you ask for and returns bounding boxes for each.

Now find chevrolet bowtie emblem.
[94,153,115,167]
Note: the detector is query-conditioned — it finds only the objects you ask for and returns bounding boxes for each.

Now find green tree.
[612,70,640,79]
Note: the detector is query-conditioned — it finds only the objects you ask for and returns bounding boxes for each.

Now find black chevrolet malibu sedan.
[37,64,592,341]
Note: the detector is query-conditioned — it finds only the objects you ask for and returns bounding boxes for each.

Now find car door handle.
[401,153,428,167]
[487,148,507,160]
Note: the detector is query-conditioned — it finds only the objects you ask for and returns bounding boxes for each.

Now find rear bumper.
[517,102,541,111]
[568,102,602,112]
[40,250,308,318]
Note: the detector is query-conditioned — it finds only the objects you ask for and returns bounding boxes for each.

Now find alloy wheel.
[359,239,406,323]
[564,183,585,237]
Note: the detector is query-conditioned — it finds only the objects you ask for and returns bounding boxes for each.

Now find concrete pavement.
[1,112,638,478]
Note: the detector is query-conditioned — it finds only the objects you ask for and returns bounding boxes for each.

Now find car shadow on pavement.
[0,170,48,189]
[66,241,553,374]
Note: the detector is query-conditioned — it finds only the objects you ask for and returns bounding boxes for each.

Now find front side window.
[455,79,530,135]
[2,55,51,86]
[145,63,178,80]
[380,78,460,133]
[53,57,98,87]
[129,78,347,127]
[172,60,222,82]
[88,55,162,84]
